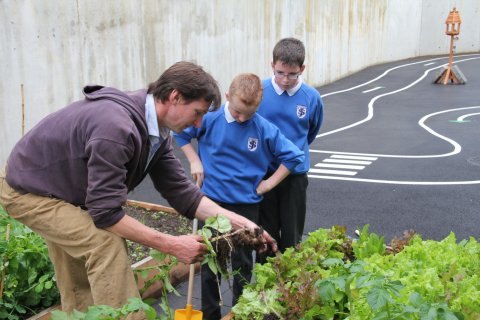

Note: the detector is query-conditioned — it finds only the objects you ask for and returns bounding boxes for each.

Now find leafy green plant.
[133,250,180,320]
[0,204,59,319]
[232,225,480,320]
[353,224,386,260]
[198,215,232,277]
[50,297,157,320]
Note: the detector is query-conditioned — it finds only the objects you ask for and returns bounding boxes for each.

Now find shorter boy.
[173,73,304,320]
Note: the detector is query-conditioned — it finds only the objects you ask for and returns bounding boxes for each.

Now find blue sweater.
[257,79,323,174]
[174,105,305,204]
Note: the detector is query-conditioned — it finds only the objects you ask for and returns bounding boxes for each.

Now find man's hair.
[228,73,263,107]
[272,37,305,67]
[147,61,221,110]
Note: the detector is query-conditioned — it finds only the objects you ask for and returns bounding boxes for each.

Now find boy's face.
[271,61,305,91]
[227,94,258,123]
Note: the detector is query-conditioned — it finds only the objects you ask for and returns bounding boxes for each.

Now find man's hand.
[169,234,209,264]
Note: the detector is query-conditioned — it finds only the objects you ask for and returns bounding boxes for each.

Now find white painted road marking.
[309,168,357,176]
[315,163,366,170]
[309,154,378,178]
[362,86,384,93]
[308,53,480,185]
[330,155,378,161]
[323,159,373,165]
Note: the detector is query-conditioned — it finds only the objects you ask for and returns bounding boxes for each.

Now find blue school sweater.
[173,104,305,204]
[257,78,324,174]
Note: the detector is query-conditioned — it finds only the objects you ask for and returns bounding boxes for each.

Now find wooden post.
[21,84,25,136]
[434,7,465,85]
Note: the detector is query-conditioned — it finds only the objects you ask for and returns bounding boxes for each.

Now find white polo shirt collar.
[271,76,303,96]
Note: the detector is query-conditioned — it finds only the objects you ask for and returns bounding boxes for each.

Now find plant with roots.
[198,215,266,307]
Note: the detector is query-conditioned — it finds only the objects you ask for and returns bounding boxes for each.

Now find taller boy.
[257,37,324,257]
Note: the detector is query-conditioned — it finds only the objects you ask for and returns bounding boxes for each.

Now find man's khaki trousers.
[0,169,143,318]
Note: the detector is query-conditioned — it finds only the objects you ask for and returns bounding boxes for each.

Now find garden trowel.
[174,218,202,320]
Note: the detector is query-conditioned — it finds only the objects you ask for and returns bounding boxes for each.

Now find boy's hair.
[272,37,305,67]
[228,73,263,107]
[148,61,222,110]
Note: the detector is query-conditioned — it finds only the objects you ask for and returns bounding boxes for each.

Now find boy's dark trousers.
[201,202,259,320]
[257,173,308,263]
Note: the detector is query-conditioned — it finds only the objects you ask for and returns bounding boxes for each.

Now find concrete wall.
[1,0,479,165]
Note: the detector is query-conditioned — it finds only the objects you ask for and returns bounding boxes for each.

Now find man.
[0,61,277,317]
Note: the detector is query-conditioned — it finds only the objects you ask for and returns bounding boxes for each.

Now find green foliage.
[353,224,386,260]
[50,297,158,320]
[198,215,232,277]
[133,250,179,320]
[51,250,182,320]
[0,204,59,319]
[232,225,480,320]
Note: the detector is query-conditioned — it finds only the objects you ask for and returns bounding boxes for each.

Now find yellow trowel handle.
[187,218,198,306]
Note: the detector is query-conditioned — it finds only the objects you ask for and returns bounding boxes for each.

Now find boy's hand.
[256,179,272,195]
[190,161,204,187]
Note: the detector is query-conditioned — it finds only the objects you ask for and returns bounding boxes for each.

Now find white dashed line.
[362,86,383,93]
[309,168,357,176]
[315,163,365,170]
[323,159,372,165]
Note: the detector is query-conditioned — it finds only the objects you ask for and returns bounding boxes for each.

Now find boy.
[257,37,324,260]
[173,73,304,320]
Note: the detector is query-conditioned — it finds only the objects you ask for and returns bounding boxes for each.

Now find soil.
[123,204,192,263]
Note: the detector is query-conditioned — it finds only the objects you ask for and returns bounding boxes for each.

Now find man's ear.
[169,90,180,104]
[225,92,230,102]
[300,65,306,73]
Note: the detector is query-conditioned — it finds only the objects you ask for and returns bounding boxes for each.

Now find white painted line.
[458,112,480,121]
[307,174,480,185]
[317,55,480,140]
[320,53,480,98]
[308,168,357,176]
[424,62,435,66]
[362,86,383,93]
[331,155,378,161]
[362,87,383,93]
[324,159,372,165]
[315,163,365,170]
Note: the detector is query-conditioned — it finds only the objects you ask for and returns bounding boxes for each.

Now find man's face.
[227,95,258,123]
[271,61,305,91]
[168,98,210,133]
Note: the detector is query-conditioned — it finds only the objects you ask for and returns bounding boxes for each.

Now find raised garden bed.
[225,226,480,320]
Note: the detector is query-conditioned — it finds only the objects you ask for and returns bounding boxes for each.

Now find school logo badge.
[248,137,258,151]
[296,105,307,118]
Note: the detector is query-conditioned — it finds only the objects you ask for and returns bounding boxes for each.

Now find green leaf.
[317,280,336,302]
[207,257,218,274]
[367,287,391,310]
[204,215,232,233]
[321,258,343,267]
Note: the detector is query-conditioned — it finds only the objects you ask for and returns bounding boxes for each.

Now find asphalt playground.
[127,53,480,317]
